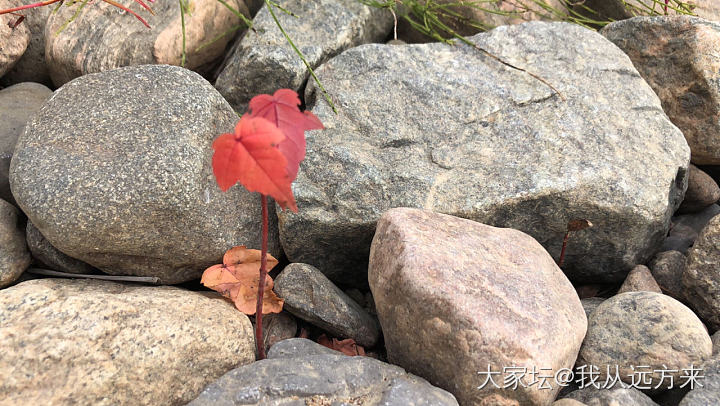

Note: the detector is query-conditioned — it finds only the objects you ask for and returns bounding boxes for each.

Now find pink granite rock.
[369,208,587,406]
[617,264,662,294]
[0,0,30,79]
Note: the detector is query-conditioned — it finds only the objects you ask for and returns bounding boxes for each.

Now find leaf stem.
[255,194,269,359]
[558,231,570,268]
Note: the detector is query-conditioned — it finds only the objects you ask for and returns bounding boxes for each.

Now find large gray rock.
[26,221,95,274]
[683,213,720,330]
[602,16,720,165]
[0,82,52,205]
[679,359,720,405]
[577,291,711,389]
[0,198,30,287]
[9,65,280,284]
[0,279,255,405]
[369,208,586,405]
[274,263,379,347]
[0,5,50,85]
[45,0,249,87]
[189,339,459,406]
[215,0,392,112]
[0,0,29,79]
[279,21,690,286]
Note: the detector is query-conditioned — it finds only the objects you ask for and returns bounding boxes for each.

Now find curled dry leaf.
[317,334,366,356]
[567,219,593,232]
[201,246,284,315]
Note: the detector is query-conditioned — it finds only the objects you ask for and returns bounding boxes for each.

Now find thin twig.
[26,268,161,284]
[265,0,337,113]
[255,194,269,360]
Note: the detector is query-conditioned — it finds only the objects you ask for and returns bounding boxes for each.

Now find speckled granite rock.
[581,297,606,320]
[215,0,392,112]
[679,359,720,405]
[679,164,720,213]
[189,340,459,406]
[683,213,720,330]
[578,291,711,389]
[602,16,720,165]
[45,0,249,86]
[275,263,379,347]
[617,264,662,294]
[713,331,720,356]
[0,82,52,205]
[369,208,587,406]
[266,337,340,358]
[0,198,30,288]
[0,279,255,405]
[565,386,659,406]
[0,0,29,79]
[0,5,50,86]
[663,204,720,253]
[9,65,280,284]
[25,221,94,274]
[279,21,690,286]
[648,250,686,301]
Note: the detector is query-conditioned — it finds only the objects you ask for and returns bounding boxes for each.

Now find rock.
[397,0,567,43]
[45,0,249,87]
[577,291,711,389]
[581,297,606,319]
[0,82,52,205]
[266,337,340,358]
[369,208,587,405]
[662,204,720,253]
[0,5,50,85]
[602,16,720,165]
[0,0,29,79]
[215,0,392,112]
[0,198,30,288]
[280,21,690,286]
[189,343,459,405]
[679,359,720,405]
[260,311,297,352]
[648,250,686,301]
[683,213,720,330]
[26,221,95,274]
[0,278,255,405]
[9,65,280,284]
[679,165,720,213]
[713,331,720,356]
[274,263,379,347]
[617,264,662,294]
[574,0,719,22]
[565,386,659,406]
[553,400,587,406]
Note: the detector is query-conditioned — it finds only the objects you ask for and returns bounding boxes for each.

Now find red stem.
[558,231,570,268]
[0,0,63,16]
[255,194,269,360]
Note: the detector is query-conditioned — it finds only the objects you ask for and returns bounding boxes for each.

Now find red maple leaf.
[212,114,297,211]
[249,89,324,179]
